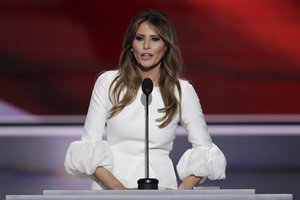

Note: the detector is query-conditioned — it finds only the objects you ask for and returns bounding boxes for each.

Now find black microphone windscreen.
[142,78,153,95]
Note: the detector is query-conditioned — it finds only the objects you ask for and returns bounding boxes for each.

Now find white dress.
[64,70,226,189]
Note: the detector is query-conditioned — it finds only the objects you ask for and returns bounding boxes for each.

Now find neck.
[139,67,161,87]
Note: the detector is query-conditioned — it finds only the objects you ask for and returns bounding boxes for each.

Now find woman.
[64,9,226,190]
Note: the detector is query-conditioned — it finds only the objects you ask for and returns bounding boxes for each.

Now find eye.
[151,36,161,42]
[135,35,144,41]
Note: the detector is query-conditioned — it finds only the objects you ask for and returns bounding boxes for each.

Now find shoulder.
[178,79,195,93]
[97,70,119,82]
[177,79,200,101]
[95,70,119,87]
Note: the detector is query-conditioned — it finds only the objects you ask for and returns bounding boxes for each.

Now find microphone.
[138,78,159,190]
[142,78,153,96]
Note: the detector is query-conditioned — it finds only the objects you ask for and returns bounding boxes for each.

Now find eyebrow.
[135,33,160,37]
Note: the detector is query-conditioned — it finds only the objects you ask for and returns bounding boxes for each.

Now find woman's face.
[132,21,166,70]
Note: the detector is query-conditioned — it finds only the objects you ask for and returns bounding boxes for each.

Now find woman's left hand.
[178,174,202,190]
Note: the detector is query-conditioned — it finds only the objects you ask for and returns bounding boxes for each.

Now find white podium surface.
[6,194,293,200]
[42,189,255,195]
[6,189,293,200]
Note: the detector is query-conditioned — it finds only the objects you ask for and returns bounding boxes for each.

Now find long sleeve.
[64,71,116,179]
[176,81,226,181]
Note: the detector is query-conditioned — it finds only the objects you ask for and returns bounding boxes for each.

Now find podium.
[6,187,293,200]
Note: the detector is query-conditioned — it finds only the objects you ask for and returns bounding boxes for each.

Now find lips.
[141,53,152,60]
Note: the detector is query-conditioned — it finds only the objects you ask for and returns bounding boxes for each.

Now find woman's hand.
[178,175,202,190]
[94,166,127,190]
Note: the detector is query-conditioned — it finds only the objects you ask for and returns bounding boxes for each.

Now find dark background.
[1,0,300,115]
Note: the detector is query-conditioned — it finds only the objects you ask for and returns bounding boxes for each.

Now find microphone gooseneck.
[138,78,159,190]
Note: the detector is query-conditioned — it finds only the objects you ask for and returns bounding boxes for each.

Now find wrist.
[179,175,202,190]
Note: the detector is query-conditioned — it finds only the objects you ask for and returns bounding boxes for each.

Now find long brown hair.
[108,9,182,128]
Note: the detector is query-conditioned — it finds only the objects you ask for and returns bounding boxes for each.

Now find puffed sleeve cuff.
[64,140,113,179]
[176,143,226,181]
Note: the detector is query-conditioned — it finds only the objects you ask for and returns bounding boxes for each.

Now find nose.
[143,38,150,49]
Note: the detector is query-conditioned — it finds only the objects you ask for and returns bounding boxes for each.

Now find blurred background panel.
[1,0,300,115]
